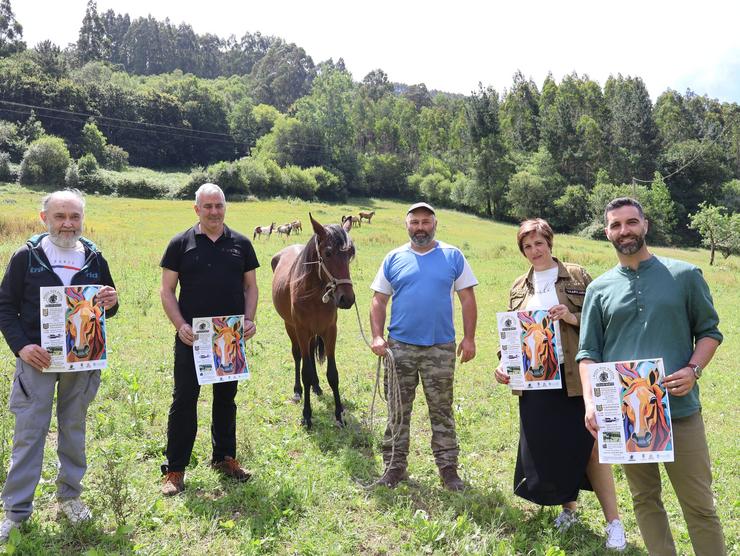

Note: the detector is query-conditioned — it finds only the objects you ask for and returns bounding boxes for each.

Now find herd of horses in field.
[253,211,375,242]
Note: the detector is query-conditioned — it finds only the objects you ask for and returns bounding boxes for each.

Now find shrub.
[0,152,11,182]
[65,162,80,188]
[360,153,409,197]
[115,178,168,199]
[206,161,247,197]
[80,121,107,160]
[18,136,71,186]
[282,165,317,199]
[77,153,99,175]
[419,172,452,207]
[0,121,26,161]
[307,166,345,201]
[103,144,129,171]
[178,167,211,200]
[237,157,270,196]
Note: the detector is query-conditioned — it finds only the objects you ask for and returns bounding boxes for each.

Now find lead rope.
[353,302,403,488]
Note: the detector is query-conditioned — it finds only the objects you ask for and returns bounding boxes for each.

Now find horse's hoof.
[291,392,302,403]
[335,410,346,428]
[301,417,313,429]
[312,387,323,396]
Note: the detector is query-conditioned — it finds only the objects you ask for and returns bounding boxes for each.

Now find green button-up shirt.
[576,256,723,419]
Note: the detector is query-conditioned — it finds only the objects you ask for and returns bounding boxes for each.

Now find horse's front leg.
[324,327,344,426]
[292,344,302,402]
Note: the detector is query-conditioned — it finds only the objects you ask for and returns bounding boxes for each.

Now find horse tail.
[313,335,326,365]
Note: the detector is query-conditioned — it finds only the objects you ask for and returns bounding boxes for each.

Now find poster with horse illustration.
[496,310,562,390]
[587,358,674,464]
[191,315,250,385]
[39,285,107,372]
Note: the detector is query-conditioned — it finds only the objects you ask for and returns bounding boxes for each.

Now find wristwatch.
[688,363,702,379]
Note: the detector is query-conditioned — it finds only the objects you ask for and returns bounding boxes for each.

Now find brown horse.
[618,361,672,452]
[359,210,375,223]
[271,214,355,428]
[66,288,105,363]
[290,220,302,234]
[276,223,293,238]
[341,214,361,229]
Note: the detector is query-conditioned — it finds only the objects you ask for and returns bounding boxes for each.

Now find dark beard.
[612,234,645,255]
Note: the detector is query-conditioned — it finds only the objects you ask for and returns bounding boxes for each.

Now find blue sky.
[14,0,740,104]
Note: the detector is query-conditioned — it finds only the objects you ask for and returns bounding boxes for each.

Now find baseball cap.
[407,202,435,215]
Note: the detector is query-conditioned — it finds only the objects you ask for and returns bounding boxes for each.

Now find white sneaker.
[605,518,627,551]
[554,508,578,531]
[0,518,21,544]
[58,498,92,524]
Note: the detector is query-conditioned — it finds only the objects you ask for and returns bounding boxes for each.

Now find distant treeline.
[0,0,738,247]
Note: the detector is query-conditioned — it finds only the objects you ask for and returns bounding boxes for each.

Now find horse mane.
[291,224,353,300]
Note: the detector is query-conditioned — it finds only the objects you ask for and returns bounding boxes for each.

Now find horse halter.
[306,235,354,304]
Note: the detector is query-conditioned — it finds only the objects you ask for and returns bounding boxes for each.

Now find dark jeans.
[164,338,238,472]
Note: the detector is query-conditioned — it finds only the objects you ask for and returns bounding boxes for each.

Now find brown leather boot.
[162,471,185,496]
[439,465,465,491]
[377,467,408,488]
[211,456,252,482]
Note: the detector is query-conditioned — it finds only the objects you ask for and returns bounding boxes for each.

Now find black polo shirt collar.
[183,223,234,252]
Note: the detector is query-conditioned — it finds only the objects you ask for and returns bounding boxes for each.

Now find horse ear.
[619,373,633,389]
[342,216,352,233]
[648,366,660,386]
[309,213,326,238]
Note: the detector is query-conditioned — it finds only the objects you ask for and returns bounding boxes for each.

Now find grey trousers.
[2,359,100,522]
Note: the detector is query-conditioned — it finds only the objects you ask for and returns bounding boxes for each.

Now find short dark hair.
[604,197,645,225]
[517,218,554,253]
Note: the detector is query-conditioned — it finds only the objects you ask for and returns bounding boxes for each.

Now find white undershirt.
[41,236,85,286]
[525,265,564,364]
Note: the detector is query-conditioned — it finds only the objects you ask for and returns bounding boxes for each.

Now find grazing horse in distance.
[66,287,105,363]
[618,361,672,452]
[253,222,275,240]
[518,311,558,380]
[276,223,293,238]
[212,318,246,376]
[271,214,355,428]
[290,220,302,234]
[341,214,361,229]
[359,210,375,223]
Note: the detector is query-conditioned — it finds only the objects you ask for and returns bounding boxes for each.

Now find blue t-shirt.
[371,241,477,346]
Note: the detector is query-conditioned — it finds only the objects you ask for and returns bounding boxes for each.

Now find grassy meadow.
[0,184,737,555]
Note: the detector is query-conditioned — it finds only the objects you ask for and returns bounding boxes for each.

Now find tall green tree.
[0,0,24,57]
[249,40,315,111]
[500,70,540,153]
[77,0,110,64]
[466,85,512,218]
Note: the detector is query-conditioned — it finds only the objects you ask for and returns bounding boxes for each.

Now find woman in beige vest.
[495,218,626,551]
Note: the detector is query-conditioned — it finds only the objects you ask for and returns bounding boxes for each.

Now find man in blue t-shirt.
[369,202,477,490]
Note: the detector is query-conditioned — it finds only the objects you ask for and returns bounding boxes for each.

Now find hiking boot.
[211,456,252,482]
[605,518,627,551]
[439,465,465,491]
[0,518,21,544]
[162,471,185,496]
[377,467,408,488]
[58,498,92,524]
[554,508,578,532]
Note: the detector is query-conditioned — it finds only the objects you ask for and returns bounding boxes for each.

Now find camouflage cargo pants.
[383,338,458,471]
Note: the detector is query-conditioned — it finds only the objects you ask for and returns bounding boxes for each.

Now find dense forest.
[0,0,738,249]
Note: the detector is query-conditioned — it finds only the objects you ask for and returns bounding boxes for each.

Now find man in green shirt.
[577,198,725,556]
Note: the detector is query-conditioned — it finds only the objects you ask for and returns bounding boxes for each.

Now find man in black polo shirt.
[159,183,259,495]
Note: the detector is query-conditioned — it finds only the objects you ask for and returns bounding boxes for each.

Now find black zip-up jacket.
[0,233,118,356]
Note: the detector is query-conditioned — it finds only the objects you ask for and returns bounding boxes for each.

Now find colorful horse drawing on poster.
[518,310,559,381]
[65,286,106,363]
[617,361,672,453]
[212,317,246,376]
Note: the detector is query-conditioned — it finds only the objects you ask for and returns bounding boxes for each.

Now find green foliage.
[419,172,453,207]
[552,184,590,231]
[0,120,25,161]
[720,179,740,213]
[114,177,168,199]
[305,166,344,201]
[179,167,210,200]
[359,153,409,198]
[236,156,271,196]
[80,120,107,160]
[505,171,548,221]
[0,0,25,57]
[229,97,257,153]
[206,160,248,197]
[78,152,100,175]
[0,151,10,181]
[103,144,129,171]
[250,40,315,111]
[64,161,80,187]
[18,136,71,186]
[689,203,740,264]
[281,164,317,198]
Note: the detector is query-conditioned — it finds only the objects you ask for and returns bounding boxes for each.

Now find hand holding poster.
[192,315,250,385]
[40,285,108,372]
[587,358,674,464]
[496,309,562,390]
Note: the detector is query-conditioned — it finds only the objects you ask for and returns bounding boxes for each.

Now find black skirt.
[513,375,594,506]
